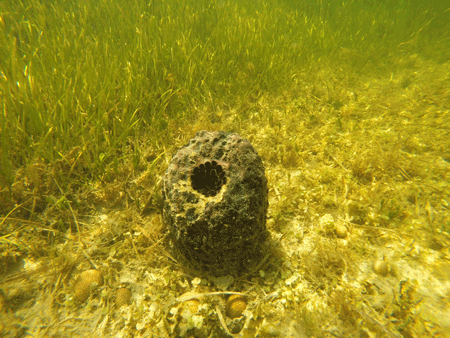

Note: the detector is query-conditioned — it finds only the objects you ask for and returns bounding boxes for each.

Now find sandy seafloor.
[1,53,450,337]
[1,2,450,337]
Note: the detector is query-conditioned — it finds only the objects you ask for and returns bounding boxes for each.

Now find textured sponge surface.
[73,269,104,303]
[163,130,268,276]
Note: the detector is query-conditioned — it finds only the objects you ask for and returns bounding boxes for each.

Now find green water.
[1,0,449,337]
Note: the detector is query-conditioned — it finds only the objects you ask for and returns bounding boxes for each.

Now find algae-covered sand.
[1,0,450,337]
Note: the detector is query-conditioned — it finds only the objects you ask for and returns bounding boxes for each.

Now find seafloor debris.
[162,130,268,276]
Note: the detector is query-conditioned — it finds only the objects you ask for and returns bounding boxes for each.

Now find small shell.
[226,295,247,318]
[373,259,389,276]
[115,288,132,307]
[74,269,104,302]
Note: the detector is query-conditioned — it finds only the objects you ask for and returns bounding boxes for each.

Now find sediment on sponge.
[162,130,269,276]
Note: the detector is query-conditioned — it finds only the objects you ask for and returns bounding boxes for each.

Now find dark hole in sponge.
[191,161,227,197]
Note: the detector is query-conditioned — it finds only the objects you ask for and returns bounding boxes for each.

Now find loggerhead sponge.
[162,130,268,276]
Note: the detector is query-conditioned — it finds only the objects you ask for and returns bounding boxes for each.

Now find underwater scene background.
[1,0,450,337]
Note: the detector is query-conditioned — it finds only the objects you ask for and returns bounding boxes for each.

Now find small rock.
[373,259,389,276]
[335,224,348,238]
